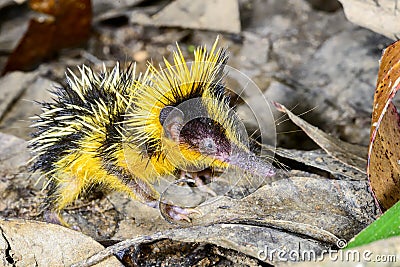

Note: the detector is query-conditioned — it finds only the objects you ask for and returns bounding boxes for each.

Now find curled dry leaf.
[274,147,366,180]
[274,102,368,173]
[368,40,400,211]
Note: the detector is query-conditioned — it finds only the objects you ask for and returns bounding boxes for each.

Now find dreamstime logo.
[336,239,347,249]
[257,239,398,263]
[123,61,276,209]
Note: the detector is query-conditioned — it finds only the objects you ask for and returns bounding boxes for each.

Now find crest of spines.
[124,38,242,157]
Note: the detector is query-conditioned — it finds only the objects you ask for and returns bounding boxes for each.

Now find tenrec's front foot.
[159,202,202,222]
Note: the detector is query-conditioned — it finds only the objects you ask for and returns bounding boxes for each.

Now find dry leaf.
[368,40,400,211]
[274,102,368,173]
[3,0,92,74]
[274,147,366,180]
[0,219,120,266]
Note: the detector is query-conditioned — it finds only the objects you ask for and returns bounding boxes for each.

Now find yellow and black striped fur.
[29,39,275,222]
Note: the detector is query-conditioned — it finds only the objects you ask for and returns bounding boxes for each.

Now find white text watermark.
[257,240,397,263]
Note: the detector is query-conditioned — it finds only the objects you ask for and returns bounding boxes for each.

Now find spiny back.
[29,63,139,176]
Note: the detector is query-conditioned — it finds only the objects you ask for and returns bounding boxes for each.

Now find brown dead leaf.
[368,40,400,211]
[30,0,57,14]
[2,18,56,75]
[32,0,92,49]
[3,0,92,74]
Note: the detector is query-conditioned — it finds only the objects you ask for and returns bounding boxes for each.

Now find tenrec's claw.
[159,202,202,222]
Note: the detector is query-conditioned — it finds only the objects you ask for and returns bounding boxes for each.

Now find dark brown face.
[179,117,231,160]
[159,105,275,177]
[179,117,275,177]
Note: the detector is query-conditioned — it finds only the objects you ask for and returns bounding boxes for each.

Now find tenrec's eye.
[200,137,217,155]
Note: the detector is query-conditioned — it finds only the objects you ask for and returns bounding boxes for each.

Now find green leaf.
[346,200,400,249]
